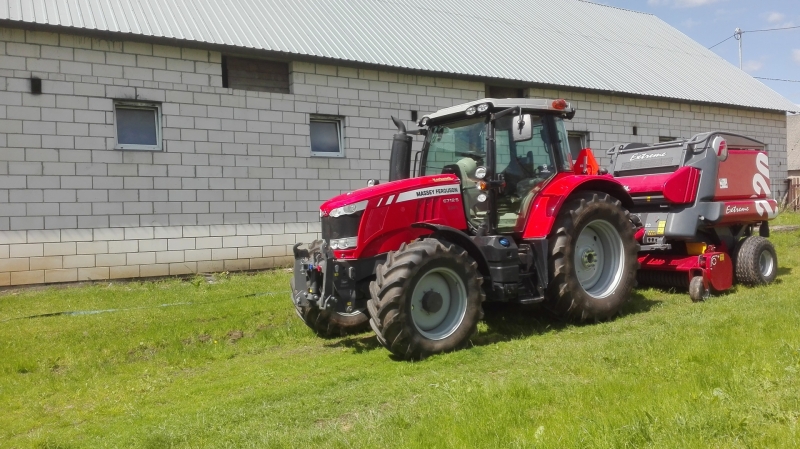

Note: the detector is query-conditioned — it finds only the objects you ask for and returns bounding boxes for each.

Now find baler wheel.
[689,276,709,302]
[547,191,639,322]
[734,236,778,286]
[367,239,484,360]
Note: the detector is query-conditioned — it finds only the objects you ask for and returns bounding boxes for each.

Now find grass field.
[1,215,799,448]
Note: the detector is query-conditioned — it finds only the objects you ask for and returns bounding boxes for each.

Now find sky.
[596,0,800,108]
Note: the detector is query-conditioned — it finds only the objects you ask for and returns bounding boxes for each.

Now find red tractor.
[291,98,778,359]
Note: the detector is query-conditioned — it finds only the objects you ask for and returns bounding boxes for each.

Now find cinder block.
[27,230,61,243]
[238,246,262,258]
[211,247,237,260]
[63,254,95,268]
[156,250,184,263]
[10,243,43,258]
[45,268,77,283]
[220,259,247,272]
[124,227,155,240]
[127,252,156,265]
[43,242,76,256]
[140,264,169,277]
[0,257,30,272]
[11,270,44,285]
[197,260,225,273]
[108,240,138,253]
[169,262,197,275]
[78,267,109,281]
[76,240,108,254]
[95,253,126,267]
[110,265,139,279]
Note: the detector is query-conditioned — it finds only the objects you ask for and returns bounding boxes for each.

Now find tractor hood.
[319,174,461,217]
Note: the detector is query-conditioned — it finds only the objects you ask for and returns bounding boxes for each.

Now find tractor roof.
[420,98,575,126]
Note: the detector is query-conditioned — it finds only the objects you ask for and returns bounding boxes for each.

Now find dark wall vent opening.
[223,57,290,94]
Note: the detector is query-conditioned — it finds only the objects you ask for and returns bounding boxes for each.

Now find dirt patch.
[226,330,244,343]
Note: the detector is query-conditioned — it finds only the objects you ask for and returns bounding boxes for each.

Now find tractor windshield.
[420,117,487,228]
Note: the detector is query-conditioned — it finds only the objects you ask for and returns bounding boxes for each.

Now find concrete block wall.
[0,27,788,286]
[0,27,484,286]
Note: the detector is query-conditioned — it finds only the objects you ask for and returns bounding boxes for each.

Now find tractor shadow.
[472,291,660,347]
[323,291,661,356]
[324,334,382,353]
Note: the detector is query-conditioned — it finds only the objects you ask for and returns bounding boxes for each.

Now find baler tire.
[367,239,484,360]
[689,276,708,302]
[734,236,777,286]
[295,305,370,338]
[547,191,639,322]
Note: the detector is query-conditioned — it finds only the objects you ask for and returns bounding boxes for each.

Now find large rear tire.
[368,239,484,360]
[547,191,639,321]
[734,236,777,286]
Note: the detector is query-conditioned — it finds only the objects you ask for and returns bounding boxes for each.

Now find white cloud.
[743,60,764,72]
[766,12,785,23]
[793,49,800,64]
[648,0,722,8]
[673,0,721,7]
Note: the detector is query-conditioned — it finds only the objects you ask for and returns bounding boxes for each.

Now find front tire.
[734,236,777,286]
[547,191,639,321]
[368,239,484,360]
[294,304,370,338]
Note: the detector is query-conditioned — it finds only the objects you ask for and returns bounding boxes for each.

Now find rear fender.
[521,174,633,239]
[411,223,491,278]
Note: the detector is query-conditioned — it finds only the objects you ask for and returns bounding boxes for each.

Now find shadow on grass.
[324,334,382,353]
[472,290,660,347]
[324,291,662,358]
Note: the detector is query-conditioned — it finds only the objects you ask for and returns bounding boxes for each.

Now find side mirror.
[512,114,532,142]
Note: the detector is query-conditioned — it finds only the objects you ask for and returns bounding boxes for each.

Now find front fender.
[411,223,491,278]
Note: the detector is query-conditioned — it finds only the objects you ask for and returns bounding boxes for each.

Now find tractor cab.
[415,99,576,235]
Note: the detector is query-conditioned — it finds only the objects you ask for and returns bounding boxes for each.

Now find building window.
[486,85,524,98]
[310,115,344,157]
[568,132,590,159]
[222,56,290,93]
[659,136,676,143]
[114,101,162,151]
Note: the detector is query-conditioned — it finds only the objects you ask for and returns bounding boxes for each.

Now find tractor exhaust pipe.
[389,116,412,181]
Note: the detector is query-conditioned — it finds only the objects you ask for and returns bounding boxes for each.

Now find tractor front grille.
[321,213,362,240]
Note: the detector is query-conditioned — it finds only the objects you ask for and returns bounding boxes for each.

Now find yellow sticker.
[720,254,724,261]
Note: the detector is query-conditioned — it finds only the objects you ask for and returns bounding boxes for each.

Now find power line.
[754,76,800,83]
[746,24,800,33]
[707,24,800,49]
[708,34,734,49]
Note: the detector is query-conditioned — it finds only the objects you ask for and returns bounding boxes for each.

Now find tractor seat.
[442,158,483,221]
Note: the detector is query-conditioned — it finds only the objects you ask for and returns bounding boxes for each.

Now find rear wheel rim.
[410,267,467,340]
[759,250,774,278]
[574,219,625,298]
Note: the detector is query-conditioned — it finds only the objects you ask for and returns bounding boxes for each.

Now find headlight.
[474,166,487,179]
[328,200,367,218]
[465,106,476,116]
[477,103,489,113]
[330,237,358,250]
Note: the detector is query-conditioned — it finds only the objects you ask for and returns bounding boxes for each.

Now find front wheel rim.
[759,250,774,278]
[574,219,625,298]
[410,267,468,340]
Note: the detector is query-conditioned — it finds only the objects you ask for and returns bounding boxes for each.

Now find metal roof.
[0,0,796,112]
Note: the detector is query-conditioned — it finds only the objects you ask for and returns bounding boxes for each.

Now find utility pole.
[734,28,743,69]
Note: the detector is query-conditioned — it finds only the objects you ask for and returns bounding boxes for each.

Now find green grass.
[2,231,800,449]
[773,209,800,227]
